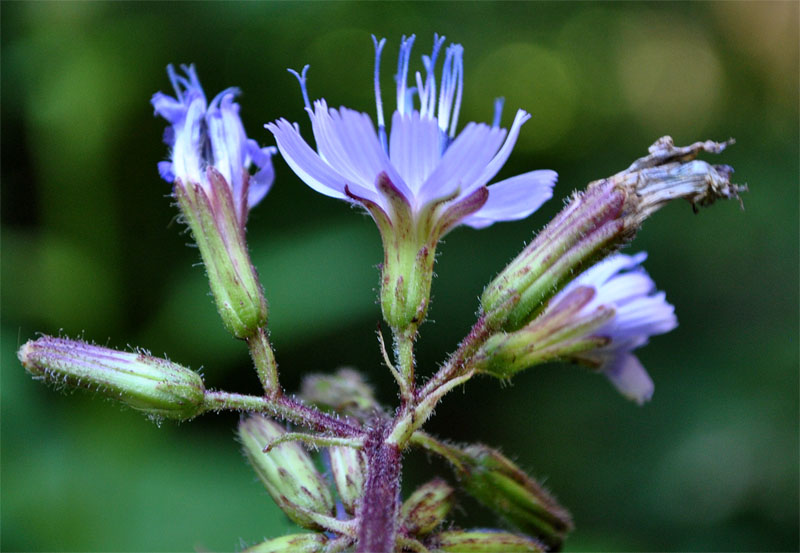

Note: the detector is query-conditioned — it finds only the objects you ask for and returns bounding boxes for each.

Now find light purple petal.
[602,352,654,405]
[461,169,557,228]
[388,110,441,195]
[158,161,175,183]
[247,142,276,209]
[468,109,531,190]
[308,101,407,201]
[267,118,379,203]
[417,122,506,206]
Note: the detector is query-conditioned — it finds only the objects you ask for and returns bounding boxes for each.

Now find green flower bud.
[300,368,377,417]
[329,445,366,514]
[174,169,268,339]
[475,286,612,379]
[242,533,327,553]
[430,530,545,553]
[400,478,455,537]
[18,336,205,421]
[452,445,573,550]
[238,415,334,529]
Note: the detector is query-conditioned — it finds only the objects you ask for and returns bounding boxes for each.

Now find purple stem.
[357,420,402,553]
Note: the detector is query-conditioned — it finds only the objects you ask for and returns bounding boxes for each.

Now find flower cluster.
[18,31,744,553]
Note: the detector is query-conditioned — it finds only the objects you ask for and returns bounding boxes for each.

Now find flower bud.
[300,368,378,417]
[434,442,572,550]
[242,533,327,553]
[329,445,366,513]
[400,478,455,537]
[475,286,613,379]
[238,415,334,529]
[175,170,268,339]
[430,530,545,553]
[18,336,205,421]
[482,136,742,331]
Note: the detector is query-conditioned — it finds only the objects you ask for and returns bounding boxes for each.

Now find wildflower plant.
[18,34,746,553]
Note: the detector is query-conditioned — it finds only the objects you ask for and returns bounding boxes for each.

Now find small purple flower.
[266,34,556,233]
[556,252,678,404]
[152,64,276,223]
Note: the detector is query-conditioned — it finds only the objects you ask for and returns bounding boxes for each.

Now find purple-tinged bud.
[242,533,328,553]
[426,441,572,550]
[429,530,545,553]
[174,168,268,339]
[329,445,366,513]
[482,136,743,331]
[18,336,205,421]
[238,416,335,530]
[399,478,455,537]
[475,286,613,379]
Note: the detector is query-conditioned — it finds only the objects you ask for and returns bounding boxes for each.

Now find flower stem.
[247,327,280,397]
[417,314,493,400]
[395,327,416,403]
[357,420,402,553]
[202,391,362,436]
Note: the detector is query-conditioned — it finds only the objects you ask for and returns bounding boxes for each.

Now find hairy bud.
[238,415,334,529]
[400,478,455,537]
[18,336,205,421]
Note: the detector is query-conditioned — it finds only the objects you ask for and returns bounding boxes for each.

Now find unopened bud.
[175,169,268,339]
[482,136,742,331]
[329,445,366,513]
[430,530,545,553]
[18,336,205,421]
[238,415,334,529]
[400,478,455,537]
[435,442,572,550]
[242,533,327,553]
[300,368,377,417]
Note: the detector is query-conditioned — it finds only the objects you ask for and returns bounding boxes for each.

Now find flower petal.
[461,170,557,228]
[417,122,506,207]
[266,118,376,203]
[602,352,654,405]
[388,111,442,195]
[308,102,409,205]
[468,109,531,190]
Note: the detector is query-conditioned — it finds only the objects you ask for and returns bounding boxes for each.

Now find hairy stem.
[247,327,280,396]
[395,327,417,404]
[357,420,402,553]
[202,391,362,436]
[418,314,493,400]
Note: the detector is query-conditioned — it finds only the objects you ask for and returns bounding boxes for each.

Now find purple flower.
[555,252,678,404]
[266,34,556,234]
[152,64,276,223]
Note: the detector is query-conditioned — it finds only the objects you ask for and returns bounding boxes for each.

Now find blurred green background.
[2,2,797,551]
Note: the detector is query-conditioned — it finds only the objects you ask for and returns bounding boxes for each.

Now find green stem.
[395,327,417,403]
[247,327,280,397]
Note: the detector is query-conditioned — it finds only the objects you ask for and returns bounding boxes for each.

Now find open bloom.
[152,64,276,224]
[267,35,556,329]
[555,252,677,404]
[267,34,555,230]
